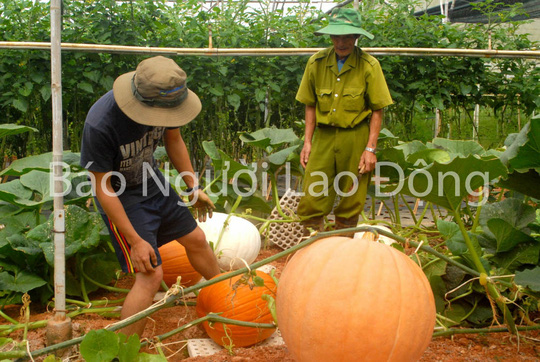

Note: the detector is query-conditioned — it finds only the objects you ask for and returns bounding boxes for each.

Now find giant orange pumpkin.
[158,241,202,287]
[276,236,436,362]
[196,270,277,348]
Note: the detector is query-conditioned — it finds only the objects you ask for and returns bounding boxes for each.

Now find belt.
[317,123,335,128]
[317,122,362,129]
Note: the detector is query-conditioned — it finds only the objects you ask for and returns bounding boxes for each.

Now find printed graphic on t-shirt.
[118,127,165,186]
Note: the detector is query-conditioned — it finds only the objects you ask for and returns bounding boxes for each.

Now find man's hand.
[359,150,377,173]
[190,189,216,222]
[300,143,312,168]
[129,238,158,273]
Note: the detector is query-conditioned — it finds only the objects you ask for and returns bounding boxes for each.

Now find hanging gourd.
[196,270,277,348]
[158,241,202,287]
[197,212,261,271]
[276,236,436,362]
[354,223,395,245]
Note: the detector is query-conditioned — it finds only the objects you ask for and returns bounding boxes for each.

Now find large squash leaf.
[479,198,536,241]
[0,151,82,177]
[429,138,486,157]
[398,154,507,211]
[26,205,104,266]
[0,123,38,138]
[500,119,540,173]
[0,179,33,204]
[239,127,299,150]
[0,270,47,293]
[514,267,540,292]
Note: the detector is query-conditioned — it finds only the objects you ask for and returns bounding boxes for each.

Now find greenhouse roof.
[414,0,540,23]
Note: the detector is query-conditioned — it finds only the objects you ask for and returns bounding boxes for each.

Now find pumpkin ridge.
[196,270,277,347]
[302,237,352,354]
[345,238,374,350]
[279,240,320,353]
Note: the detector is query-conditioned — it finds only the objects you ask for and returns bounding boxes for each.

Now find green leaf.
[459,83,473,96]
[479,198,536,241]
[252,275,265,287]
[376,147,409,182]
[487,218,534,253]
[0,152,81,177]
[262,294,278,325]
[0,179,33,204]
[490,242,540,272]
[239,127,299,149]
[7,233,42,256]
[0,124,38,138]
[80,329,119,362]
[514,267,540,292]
[437,220,467,255]
[442,303,470,327]
[0,270,47,293]
[29,206,104,265]
[266,145,299,166]
[407,148,451,165]
[135,353,168,361]
[12,98,28,112]
[227,93,241,111]
[430,138,485,157]
[0,290,23,305]
[40,85,52,102]
[202,141,221,161]
[78,81,94,93]
[394,140,428,159]
[118,333,141,362]
[18,82,33,97]
[20,170,53,204]
[208,84,224,96]
[497,169,540,199]
[422,258,447,312]
[377,128,398,142]
[400,155,507,211]
[500,119,540,173]
[82,253,120,286]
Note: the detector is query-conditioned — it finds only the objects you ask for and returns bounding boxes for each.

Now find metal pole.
[51,0,66,322]
[46,0,72,352]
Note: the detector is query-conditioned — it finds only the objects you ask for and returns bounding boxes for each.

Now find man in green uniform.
[296,7,393,233]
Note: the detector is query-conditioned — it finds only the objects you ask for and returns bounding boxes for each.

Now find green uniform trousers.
[297,121,371,226]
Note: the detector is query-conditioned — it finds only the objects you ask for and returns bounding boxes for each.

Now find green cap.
[314,8,374,39]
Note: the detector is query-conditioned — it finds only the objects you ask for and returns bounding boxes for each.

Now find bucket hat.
[314,8,374,39]
[113,56,201,127]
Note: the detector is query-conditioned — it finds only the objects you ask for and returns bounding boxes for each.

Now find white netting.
[266,188,305,250]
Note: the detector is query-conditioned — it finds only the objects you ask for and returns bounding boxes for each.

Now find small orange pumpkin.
[196,270,277,348]
[276,236,436,362]
[158,241,202,287]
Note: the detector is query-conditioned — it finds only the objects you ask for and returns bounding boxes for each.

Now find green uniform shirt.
[296,46,393,128]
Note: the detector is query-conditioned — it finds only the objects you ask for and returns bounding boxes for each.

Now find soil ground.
[1,244,539,361]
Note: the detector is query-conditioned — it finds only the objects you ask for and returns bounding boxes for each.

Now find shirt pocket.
[316,88,333,113]
[342,87,365,111]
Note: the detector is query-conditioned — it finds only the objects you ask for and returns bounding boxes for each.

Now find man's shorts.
[100,186,197,273]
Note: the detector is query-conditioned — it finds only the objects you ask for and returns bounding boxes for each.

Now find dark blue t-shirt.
[80,90,170,212]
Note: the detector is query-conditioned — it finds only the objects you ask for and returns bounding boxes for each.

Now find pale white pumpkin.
[353,223,395,245]
[197,212,261,270]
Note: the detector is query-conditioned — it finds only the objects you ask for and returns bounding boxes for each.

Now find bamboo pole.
[0,41,539,58]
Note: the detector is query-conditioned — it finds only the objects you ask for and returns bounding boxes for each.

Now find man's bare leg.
[119,266,163,337]
[177,226,220,279]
